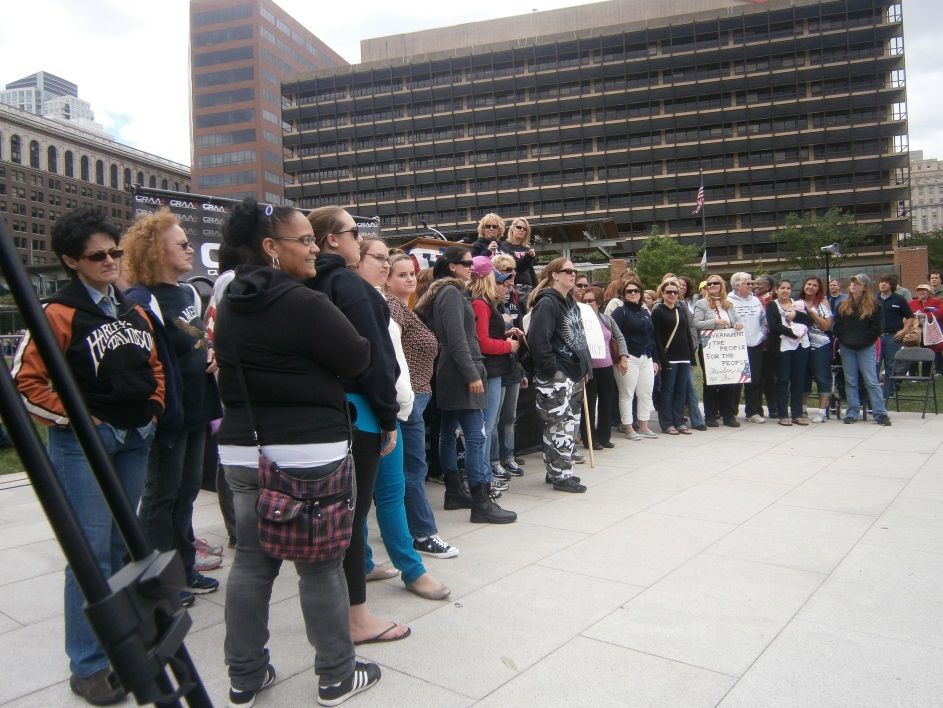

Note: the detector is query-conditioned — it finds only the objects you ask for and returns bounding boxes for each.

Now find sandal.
[778,419,793,426]
[353,621,412,646]
[678,427,692,435]
[793,417,810,426]
[666,427,680,435]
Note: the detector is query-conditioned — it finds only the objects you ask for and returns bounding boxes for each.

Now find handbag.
[903,318,922,347]
[924,312,943,347]
[233,352,355,564]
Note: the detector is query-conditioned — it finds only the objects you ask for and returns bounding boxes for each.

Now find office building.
[283,0,910,268]
[0,102,190,272]
[1,71,101,133]
[189,0,347,204]
[910,150,942,233]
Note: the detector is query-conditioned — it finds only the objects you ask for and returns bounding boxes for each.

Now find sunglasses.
[335,227,360,239]
[708,282,722,286]
[457,260,474,267]
[513,224,526,230]
[574,282,588,288]
[484,224,501,230]
[624,288,641,294]
[663,289,679,295]
[79,248,124,262]
[175,241,194,251]
[558,268,578,276]
[500,267,515,274]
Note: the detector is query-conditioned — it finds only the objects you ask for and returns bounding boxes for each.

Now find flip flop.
[353,622,412,646]
[666,427,680,435]
[365,566,399,582]
[678,427,692,435]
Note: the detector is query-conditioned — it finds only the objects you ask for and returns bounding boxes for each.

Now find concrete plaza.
[1,412,942,706]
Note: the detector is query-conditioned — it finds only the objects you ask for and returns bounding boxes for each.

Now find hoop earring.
[271,254,281,270]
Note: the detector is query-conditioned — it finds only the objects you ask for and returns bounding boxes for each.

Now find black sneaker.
[545,472,581,484]
[491,463,511,481]
[693,424,708,431]
[552,476,587,493]
[318,661,381,706]
[502,458,524,476]
[875,414,892,426]
[187,572,220,595]
[843,417,857,424]
[70,668,126,706]
[722,417,741,428]
[412,535,460,559]
[228,664,276,707]
[179,590,195,608]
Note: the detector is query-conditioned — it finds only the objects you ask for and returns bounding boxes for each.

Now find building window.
[109,164,118,189]
[29,140,40,168]
[136,171,144,186]
[194,66,255,88]
[123,168,131,189]
[95,160,104,185]
[64,151,73,177]
[195,87,255,108]
[193,46,253,68]
[195,128,256,148]
[149,176,156,188]
[11,135,21,164]
[162,179,168,190]
[192,4,251,27]
[47,146,58,174]
[81,155,90,181]
[193,24,253,47]
[195,109,255,129]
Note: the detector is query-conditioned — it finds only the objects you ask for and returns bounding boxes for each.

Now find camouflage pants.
[535,372,583,479]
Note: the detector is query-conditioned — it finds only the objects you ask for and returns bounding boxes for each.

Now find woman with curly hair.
[122,208,222,605]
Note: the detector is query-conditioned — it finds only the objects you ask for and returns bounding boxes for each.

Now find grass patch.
[0,423,47,475]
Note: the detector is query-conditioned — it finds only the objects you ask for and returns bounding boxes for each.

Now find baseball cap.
[915,283,932,292]
[851,273,872,286]
[470,255,494,279]
[495,270,514,283]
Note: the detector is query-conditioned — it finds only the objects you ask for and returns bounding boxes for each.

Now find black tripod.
[0,219,212,706]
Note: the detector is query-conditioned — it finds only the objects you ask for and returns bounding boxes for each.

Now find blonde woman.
[471,213,505,258]
[693,275,744,427]
[500,217,538,288]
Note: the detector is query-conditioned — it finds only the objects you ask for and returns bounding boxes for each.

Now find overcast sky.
[2,0,939,166]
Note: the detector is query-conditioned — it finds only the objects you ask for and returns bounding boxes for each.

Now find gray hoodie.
[728,291,768,347]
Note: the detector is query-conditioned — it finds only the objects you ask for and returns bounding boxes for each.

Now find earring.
[271,254,281,270]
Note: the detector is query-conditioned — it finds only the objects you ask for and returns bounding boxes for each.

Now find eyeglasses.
[513,224,526,230]
[707,282,722,287]
[366,253,390,266]
[335,228,360,239]
[663,289,679,295]
[484,224,501,230]
[574,282,588,288]
[558,268,578,276]
[273,235,316,247]
[79,248,124,262]
[457,260,474,267]
[624,288,641,295]
[175,241,194,251]
[499,267,515,274]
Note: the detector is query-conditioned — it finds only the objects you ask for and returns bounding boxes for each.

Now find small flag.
[700,249,707,270]
[693,179,705,215]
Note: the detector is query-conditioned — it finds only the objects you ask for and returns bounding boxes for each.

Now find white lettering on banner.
[202,216,224,225]
[200,242,219,272]
[202,203,226,212]
[178,214,197,223]
[201,229,216,236]
[703,329,751,385]
[170,200,197,209]
[85,321,153,374]
[134,195,162,205]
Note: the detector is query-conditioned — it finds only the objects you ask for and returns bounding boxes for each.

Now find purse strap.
[664,306,680,351]
[231,350,353,455]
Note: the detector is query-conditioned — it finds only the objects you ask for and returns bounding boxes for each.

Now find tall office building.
[189,0,347,204]
[283,0,910,269]
[1,71,100,132]
[910,150,942,234]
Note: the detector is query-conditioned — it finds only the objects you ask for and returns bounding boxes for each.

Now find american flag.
[692,179,705,215]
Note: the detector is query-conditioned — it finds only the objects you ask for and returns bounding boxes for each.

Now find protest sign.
[703,329,751,385]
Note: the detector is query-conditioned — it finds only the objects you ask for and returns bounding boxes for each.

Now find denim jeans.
[878,334,904,400]
[775,347,811,420]
[806,344,833,396]
[138,425,206,575]
[658,362,690,430]
[223,463,354,690]
[494,383,519,462]
[400,393,437,538]
[684,366,705,427]
[439,409,489,485]
[483,377,503,469]
[364,421,426,585]
[48,422,153,678]
[840,343,887,418]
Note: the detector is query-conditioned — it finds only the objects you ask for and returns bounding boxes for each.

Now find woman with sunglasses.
[500,217,539,290]
[580,286,628,448]
[693,276,744,427]
[14,207,165,705]
[415,247,517,523]
[652,279,697,435]
[527,258,592,492]
[471,213,505,258]
[611,279,659,439]
[306,208,410,645]
[121,209,222,606]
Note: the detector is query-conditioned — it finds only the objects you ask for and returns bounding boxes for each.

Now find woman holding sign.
[693,277,744,427]
[766,280,814,426]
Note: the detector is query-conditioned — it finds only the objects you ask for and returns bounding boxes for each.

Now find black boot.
[443,472,473,510]
[469,484,517,524]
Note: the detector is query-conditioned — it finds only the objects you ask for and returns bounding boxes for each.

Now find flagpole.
[698,170,707,274]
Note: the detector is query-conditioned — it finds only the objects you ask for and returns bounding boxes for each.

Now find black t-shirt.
[877,293,913,334]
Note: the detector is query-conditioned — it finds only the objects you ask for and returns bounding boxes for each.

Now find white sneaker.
[746,414,766,424]
[811,413,826,423]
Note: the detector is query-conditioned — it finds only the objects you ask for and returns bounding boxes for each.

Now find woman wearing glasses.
[471,213,505,258]
[500,217,539,290]
[13,207,165,705]
[693,276,743,427]
[652,279,697,435]
[611,279,659,439]
[307,208,410,645]
[415,246,517,523]
[527,258,592,492]
[122,209,222,606]
[580,286,628,448]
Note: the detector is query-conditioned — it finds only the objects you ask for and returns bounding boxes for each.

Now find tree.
[634,227,703,288]
[772,208,874,270]
[906,229,943,272]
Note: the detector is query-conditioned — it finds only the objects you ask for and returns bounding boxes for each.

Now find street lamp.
[820,243,840,284]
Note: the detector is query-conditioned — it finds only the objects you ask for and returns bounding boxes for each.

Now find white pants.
[615,354,655,424]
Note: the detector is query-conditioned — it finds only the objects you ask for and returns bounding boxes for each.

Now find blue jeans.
[775,347,811,420]
[439,409,489,485]
[48,422,153,678]
[223,464,354,690]
[878,334,903,400]
[483,377,503,469]
[364,421,426,585]
[840,343,887,418]
[684,366,705,427]
[495,383,520,462]
[806,344,833,395]
[138,425,206,575]
[658,362,691,430]
[400,393,437,538]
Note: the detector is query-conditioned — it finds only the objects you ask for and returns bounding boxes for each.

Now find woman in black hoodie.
[214,199,380,705]
[306,207,411,645]
[526,257,592,492]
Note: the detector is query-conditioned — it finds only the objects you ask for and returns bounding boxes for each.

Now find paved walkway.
[1,412,942,706]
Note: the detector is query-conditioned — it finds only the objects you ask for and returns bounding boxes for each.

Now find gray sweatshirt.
[728,291,768,347]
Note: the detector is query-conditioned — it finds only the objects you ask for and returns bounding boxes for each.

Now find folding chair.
[889,347,938,418]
